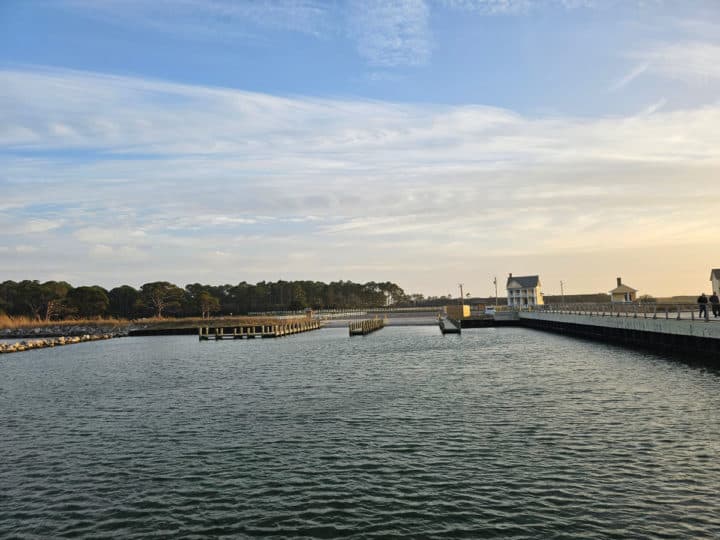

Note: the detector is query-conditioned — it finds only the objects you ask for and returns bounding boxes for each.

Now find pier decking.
[349,318,385,336]
[199,320,321,340]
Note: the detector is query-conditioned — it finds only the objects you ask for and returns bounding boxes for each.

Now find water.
[2,327,720,538]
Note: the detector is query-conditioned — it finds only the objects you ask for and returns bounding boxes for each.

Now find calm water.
[2,327,720,539]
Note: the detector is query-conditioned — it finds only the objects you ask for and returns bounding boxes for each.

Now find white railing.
[537,303,714,321]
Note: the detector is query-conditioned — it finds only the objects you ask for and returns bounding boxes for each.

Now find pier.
[518,304,720,361]
[199,320,321,340]
[349,318,385,336]
[439,317,461,335]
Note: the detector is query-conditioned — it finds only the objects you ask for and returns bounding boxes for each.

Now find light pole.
[493,276,498,308]
[560,280,565,305]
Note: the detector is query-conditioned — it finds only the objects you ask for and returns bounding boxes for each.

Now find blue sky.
[1,0,719,296]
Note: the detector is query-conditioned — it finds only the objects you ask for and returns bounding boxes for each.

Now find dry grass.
[0,314,309,330]
[0,314,129,329]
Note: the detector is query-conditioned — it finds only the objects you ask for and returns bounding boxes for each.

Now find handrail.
[534,303,712,322]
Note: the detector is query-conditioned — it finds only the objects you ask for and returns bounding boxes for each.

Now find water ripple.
[2,327,720,538]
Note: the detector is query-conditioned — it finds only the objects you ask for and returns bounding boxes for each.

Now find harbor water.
[2,326,720,538]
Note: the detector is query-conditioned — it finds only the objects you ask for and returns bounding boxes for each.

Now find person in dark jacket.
[710,292,720,318]
[698,293,709,318]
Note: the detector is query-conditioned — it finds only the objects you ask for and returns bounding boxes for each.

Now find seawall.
[519,312,720,362]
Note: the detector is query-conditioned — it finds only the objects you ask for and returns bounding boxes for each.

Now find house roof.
[610,284,637,294]
[506,275,540,289]
[711,269,720,280]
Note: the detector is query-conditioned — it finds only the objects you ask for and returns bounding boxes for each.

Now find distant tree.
[66,286,110,317]
[42,281,73,320]
[15,280,72,320]
[638,294,657,304]
[288,284,308,311]
[197,291,220,319]
[139,281,184,318]
[108,285,140,319]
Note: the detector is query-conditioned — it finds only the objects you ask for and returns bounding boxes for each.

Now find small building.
[610,277,637,303]
[711,269,720,294]
[506,274,543,308]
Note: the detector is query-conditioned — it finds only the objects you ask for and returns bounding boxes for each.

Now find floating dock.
[199,320,321,340]
[439,317,461,335]
[349,318,385,336]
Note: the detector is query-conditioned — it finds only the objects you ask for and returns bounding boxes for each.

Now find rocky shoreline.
[0,324,131,339]
[0,334,116,354]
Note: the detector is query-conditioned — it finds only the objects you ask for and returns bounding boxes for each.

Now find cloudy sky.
[1,0,719,297]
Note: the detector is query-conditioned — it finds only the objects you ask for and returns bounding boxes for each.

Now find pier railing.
[538,303,712,322]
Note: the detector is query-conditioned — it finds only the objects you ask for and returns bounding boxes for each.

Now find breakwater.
[0,334,115,354]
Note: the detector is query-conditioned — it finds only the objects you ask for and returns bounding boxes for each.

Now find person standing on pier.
[710,291,720,318]
[698,293,709,318]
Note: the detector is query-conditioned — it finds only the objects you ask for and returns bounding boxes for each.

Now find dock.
[439,317,461,335]
[349,318,385,336]
[199,320,321,340]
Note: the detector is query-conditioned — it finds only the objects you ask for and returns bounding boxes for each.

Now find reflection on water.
[2,327,720,538]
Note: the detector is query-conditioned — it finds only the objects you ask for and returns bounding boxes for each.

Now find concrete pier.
[519,311,720,361]
[199,320,321,340]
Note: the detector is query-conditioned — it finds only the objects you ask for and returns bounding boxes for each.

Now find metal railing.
[537,303,715,322]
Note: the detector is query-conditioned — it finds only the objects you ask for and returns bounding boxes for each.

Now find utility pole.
[560,280,565,305]
[493,277,498,307]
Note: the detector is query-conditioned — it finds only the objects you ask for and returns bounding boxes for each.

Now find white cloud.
[74,226,147,245]
[1,67,720,293]
[0,219,64,234]
[631,41,720,84]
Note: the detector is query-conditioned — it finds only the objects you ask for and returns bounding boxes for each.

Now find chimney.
[617,277,622,287]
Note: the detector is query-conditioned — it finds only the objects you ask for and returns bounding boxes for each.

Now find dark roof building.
[506,274,540,289]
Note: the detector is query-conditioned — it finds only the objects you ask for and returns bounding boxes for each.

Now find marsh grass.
[0,314,308,330]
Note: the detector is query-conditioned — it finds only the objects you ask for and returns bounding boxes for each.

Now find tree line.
[0,280,408,321]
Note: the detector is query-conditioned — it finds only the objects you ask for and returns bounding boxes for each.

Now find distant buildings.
[610,277,637,303]
[711,269,720,294]
[506,274,543,308]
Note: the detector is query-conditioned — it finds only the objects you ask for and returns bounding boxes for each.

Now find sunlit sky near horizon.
[1,0,719,298]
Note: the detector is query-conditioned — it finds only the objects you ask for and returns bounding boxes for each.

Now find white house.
[506,274,543,308]
[711,269,720,295]
[610,277,637,303]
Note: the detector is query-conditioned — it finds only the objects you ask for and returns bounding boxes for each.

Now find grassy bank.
[0,314,310,331]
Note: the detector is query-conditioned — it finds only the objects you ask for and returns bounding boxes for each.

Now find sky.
[1,0,719,298]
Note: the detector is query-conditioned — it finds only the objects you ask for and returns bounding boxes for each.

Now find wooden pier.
[199,320,321,340]
[349,318,385,336]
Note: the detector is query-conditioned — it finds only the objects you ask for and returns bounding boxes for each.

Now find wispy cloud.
[631,41,720,84]
[440,0,598,14]
[348,0,432,67]
[609,63,649,91]
[58,0,333,39]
